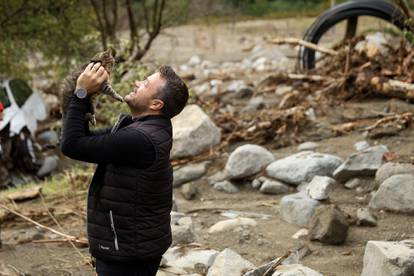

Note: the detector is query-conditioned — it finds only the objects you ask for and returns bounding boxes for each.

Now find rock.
[259,179,289,195]
[225,144,274,179]
[291,228,309,239]
[242,96,265,112]
[163,246,219,273]
[305,176,336,200]
[280,193,320,227]
[208,171,228,185]
[173,162,207,187]
[243,245,313,276]
[171,105,221,158]
[171,217,196,245]
[214,180,239,193]
[227,80,247,92]
[344,178,362,189]
[36,155,59,178]
[188,55,202,66]
[36,130,59,145]
[357,208,377,227]
[181,183,198,200]
[194,83,210,96]
[354,140,370,151]
[207,248,255,276]
[297,142,319,151]
[235,86,254,99]
[308,205,349,245]
[171,211,185,225]
[251,178,263,189]
[253,57,270,71]
[375,162,414,184]
[271,264,323,276]
[369,174,414,214]
[361,240,414,276]
[208,217,257,234]
[266,151,343,186]
[333,145,388,182]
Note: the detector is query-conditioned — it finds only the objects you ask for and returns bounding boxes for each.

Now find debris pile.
[181,32,414,151]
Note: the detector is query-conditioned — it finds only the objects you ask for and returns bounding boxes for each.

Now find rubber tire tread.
[301,0,408,70]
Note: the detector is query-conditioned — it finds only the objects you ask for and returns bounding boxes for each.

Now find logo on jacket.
[99,244,110,250]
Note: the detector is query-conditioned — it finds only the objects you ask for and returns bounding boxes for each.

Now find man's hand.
[76,62,108,95]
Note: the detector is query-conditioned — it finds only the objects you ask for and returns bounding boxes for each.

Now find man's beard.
[127,98,150,115]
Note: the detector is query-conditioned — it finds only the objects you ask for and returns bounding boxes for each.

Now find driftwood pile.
[196,34,414,149]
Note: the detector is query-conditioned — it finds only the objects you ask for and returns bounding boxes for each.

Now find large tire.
[300,0,409,71]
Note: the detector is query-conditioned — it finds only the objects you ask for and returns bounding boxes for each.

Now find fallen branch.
[0,204,88,246]
[32,238,88,247]
[364,112,413,131]
[262,250,293,276]
[266,37,339,56]
[370,77,414,100]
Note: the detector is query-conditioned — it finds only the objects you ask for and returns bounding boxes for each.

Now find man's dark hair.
[155,65,189,119]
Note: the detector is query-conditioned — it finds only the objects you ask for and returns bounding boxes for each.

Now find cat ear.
[106,47,116,57]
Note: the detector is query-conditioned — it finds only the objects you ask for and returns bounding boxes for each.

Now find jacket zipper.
[109,210,119,251]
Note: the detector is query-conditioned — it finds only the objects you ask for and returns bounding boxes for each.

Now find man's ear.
[150,99,164,111]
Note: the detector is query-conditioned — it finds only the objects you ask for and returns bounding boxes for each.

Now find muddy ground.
[1,18,414,276]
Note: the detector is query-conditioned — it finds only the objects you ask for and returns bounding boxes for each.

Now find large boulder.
[207,248,255,276]
[333,145,388,182]
[308,205,349,245]
[375,162,414,184]
[361,240,414,276]
[266,151,342,186]
[171,105,221,158]
[369,174,414,214]
[225,144,274,179]
[280,193,320,227]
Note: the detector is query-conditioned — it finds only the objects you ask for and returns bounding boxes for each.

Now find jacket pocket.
[109,210,119,251]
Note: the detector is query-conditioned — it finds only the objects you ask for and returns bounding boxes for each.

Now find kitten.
[61,48,123,125]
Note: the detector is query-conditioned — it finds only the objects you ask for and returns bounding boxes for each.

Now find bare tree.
[90,0,119,49]
[126,0,166,61]
[90,0,188,62]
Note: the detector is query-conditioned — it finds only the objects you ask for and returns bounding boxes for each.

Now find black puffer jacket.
[61,97,173,262]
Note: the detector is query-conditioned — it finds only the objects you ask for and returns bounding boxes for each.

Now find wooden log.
[266,37,339,56]
[370,77,414,100]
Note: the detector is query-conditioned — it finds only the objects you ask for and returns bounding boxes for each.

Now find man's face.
[124,72,166,114]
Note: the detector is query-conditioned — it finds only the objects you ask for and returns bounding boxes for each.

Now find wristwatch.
[74,87,88,99]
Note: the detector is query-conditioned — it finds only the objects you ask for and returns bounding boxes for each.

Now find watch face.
[75,88,87,99]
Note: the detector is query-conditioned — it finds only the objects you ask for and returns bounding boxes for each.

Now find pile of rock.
[159,246,323,276]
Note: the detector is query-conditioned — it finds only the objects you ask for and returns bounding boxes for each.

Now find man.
[61,63,189,276]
